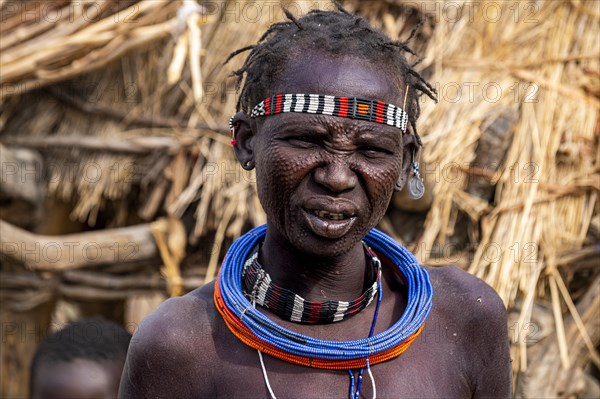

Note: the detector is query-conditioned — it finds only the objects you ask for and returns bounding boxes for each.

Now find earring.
[229,116,237,145]
[243,160,254,170]
[407,149,424,200]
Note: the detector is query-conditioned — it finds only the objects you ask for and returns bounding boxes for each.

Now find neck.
[258,226,369,302]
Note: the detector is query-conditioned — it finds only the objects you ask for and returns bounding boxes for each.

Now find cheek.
[359,159,402,215]
[255,142,317,209]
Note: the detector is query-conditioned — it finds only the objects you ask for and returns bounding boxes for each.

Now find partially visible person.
[30,317,131,399]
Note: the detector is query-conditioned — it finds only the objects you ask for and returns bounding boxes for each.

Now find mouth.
[312,210,350,220]
[302,208,357,239]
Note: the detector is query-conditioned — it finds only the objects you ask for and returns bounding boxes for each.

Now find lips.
[301,198,359,239]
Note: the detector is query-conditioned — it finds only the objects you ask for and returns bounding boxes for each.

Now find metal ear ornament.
[407,150,424,200]
[242,160,254,170]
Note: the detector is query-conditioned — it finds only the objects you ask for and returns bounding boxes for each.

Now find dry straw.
[411,0,599,380]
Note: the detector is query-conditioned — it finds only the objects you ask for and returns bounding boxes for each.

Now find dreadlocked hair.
[225,3,437,145]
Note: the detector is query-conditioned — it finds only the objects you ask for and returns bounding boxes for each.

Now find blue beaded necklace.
[216,224,433,398]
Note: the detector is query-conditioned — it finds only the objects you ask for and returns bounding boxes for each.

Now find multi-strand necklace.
[214,224,433,398]
[241,243,382,325]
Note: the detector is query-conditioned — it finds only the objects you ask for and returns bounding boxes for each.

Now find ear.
[231,112,257,170]
[394,132,418,192]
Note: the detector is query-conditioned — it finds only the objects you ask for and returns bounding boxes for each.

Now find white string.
[367,362,376,399]
[259,349,373,399]
[252,296,277,399]
[258,350,277,399]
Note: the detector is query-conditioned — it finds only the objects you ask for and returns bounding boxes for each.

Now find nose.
[313,161,357,193]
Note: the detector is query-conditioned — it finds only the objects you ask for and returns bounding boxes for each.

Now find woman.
[120,6,511,398]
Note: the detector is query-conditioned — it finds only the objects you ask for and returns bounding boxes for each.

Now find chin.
[286,223,370,259]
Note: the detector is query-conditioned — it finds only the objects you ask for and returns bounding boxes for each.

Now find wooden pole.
[0,220,158,271]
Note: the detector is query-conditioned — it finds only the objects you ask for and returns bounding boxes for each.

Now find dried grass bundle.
[410,0,599,391]
[0,1,181,97]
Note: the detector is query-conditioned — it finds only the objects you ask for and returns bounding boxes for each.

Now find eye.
[289,135,320,148]
[359,145,393,157]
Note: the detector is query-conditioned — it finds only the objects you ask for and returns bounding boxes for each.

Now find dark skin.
[120,50,511,398]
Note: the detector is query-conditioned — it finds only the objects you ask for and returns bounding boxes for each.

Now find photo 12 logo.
[430,81,539,104]
[401,1,540,24]
[1,240,139,265]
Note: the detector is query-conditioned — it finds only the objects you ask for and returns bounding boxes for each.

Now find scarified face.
[238,49,413,257]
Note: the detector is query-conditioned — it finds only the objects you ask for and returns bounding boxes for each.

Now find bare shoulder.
[425,265,507,322]
[425,266,512,397]
[119,283,220,398]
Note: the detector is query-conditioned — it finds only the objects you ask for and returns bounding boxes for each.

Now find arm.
[467,278,512,398]
[426,266,512,398]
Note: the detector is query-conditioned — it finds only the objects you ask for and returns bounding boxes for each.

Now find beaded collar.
[249,94,409,132]
[241,244,382,324]
[214,225,433,370]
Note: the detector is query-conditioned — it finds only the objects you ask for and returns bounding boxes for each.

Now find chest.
[209,324,472,399]
[213,354,470,399]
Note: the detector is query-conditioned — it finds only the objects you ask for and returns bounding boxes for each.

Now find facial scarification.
[251,50,407,258]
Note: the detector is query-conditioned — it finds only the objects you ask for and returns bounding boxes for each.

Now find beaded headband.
[248,93,409,131]
[228,87,425,200]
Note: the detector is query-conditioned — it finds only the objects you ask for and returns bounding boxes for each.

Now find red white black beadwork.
[242,243,382,324]
[250,93,409,132]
